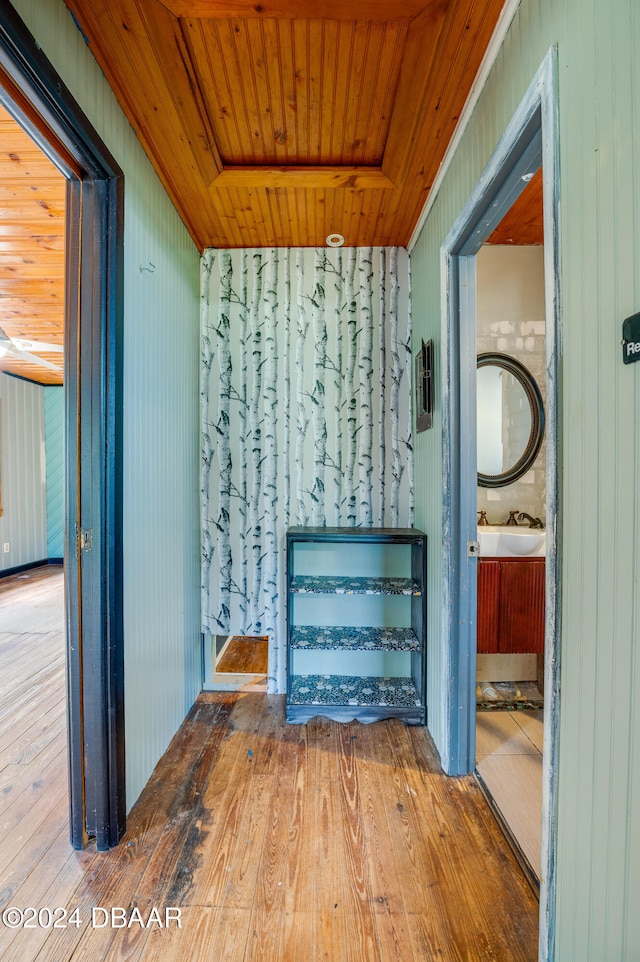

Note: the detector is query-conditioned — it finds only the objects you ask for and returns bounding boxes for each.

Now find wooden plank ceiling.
[63,0,511,250]
[0,104,65,386]
[0,0,544,385]
[486,168,544,246]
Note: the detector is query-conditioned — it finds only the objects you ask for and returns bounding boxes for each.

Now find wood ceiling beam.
[211,166,396,190]
[63,0,221,249]
[379,0,449,186]
[159,0,431,21]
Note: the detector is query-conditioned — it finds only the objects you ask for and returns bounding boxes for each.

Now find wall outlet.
[3,543,9,553]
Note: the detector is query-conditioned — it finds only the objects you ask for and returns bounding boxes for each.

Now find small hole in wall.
[206,634,269,693]
[216,634,268,674]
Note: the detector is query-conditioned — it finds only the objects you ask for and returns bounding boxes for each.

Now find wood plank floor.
[0,567,539,961]
[216,636,269,675]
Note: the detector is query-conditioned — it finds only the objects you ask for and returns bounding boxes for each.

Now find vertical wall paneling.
[44,386,64,559]
[121,195,200,812]
[0,373,47,571]
[201,247,413,693]
[410,0,640,957]
[10,0,202,812]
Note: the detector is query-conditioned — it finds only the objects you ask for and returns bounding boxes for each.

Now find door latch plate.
[79,528,93,552]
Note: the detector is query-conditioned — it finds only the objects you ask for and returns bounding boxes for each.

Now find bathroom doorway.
[441,50,561,957]
[474,192,547,884]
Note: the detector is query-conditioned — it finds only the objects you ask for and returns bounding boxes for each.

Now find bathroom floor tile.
[512,709,544,753]
[476,711,541,757]
[476,752,543,878]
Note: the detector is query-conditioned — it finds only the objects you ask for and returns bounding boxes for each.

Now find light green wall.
[411,0,640,958]
[9,0,202,812]
[44,386,64,559]
[0,373,47,570]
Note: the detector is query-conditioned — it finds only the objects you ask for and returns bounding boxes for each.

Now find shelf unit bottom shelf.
[287,674,424,725]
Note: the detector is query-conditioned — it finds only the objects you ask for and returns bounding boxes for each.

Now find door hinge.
[467,540,480,557]
[79,528,93,552]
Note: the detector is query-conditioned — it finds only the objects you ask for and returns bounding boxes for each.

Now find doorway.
[0,99,68,849]
[0,5,125,848]
[442,49,561,960]
[474,223,547,884]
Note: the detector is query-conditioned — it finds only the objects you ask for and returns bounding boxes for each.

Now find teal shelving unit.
[285,527,427,725]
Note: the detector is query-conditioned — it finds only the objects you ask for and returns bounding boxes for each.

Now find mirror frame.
[477,352,545,488]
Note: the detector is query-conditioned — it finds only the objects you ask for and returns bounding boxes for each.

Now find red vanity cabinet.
[477,557,545,654]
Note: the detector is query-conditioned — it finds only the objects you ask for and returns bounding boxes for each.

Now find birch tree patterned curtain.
[201,247,414,691]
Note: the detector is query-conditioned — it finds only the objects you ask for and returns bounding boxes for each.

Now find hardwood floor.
[0,567,539,961]
[216,636,269,675]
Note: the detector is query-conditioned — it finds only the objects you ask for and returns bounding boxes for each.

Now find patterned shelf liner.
[290,625,419,651]
[289,674,421,708]
[290,575,421,596]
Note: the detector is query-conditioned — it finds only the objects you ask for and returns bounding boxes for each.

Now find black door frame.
[0,1,125,849]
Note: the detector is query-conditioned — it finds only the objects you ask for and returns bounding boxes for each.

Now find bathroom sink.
[477,526,502,556]
[499,529,545,556]
[477,525,545,557]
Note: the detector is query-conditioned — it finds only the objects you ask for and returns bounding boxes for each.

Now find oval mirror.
[477,353,544,488]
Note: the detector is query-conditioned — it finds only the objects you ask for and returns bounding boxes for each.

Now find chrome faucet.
[518,511,545,529]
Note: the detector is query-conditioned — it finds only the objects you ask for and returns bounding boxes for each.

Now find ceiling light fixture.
[326,233,345,248]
